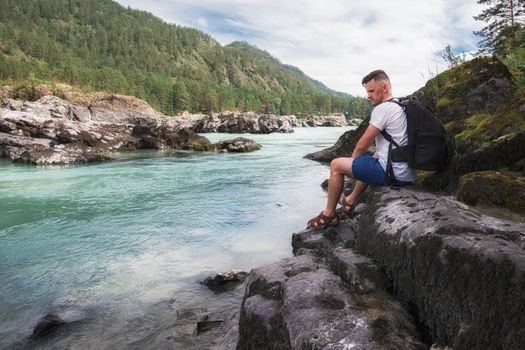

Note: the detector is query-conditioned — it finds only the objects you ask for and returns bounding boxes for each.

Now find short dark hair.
[362,70,390,86]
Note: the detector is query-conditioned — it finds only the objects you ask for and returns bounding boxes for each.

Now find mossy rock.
[415,57,514,123]
[453,94,525,154]
[456,171,525,213]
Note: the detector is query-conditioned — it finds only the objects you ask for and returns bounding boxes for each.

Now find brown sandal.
[307,211,339,229]
[339,196,354,214]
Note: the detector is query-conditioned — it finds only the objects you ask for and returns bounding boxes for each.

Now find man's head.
[361,70,392,106]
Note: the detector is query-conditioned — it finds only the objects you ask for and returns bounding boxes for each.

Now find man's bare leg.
[308,157,369,227]
[341,180,368,211]
[322,157,353,217]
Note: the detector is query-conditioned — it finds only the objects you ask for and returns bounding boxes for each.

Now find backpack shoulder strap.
[386,98,404,108]
[380,129,399,147]
[380,98,404,148]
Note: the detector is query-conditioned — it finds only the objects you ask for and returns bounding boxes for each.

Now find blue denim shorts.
[352,155,386,186]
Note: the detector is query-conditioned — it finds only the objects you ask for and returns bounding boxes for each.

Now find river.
[0,127,353,349]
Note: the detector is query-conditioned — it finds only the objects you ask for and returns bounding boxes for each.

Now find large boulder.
[422,131,525,191]
[215,137,261,153]
[237,253,425,350]
[238,184,525,349]
[87,94,162,125]
[215,111,260,133]
[357,187,525,349]
[237,218,426,350]
[306,114,348,127]
[415,56,514,123]
[456,170,525,213]
[304,116,369,162]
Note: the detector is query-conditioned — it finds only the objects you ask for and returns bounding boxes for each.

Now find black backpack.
[381,97,455,183]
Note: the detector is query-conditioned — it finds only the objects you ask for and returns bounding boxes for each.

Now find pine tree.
[172,81,190,113]
[474,0,525,54]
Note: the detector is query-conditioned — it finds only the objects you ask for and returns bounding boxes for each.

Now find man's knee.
[330,157,353,175]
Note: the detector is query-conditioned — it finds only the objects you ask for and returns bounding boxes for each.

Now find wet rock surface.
[168,307,239,350]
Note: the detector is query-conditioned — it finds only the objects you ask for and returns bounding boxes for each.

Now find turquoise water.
[0,127,352,349]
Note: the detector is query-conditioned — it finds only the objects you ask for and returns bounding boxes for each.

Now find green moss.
[453,92,525,148]
[454,114,491,143]
[417,57,512,115]
[435,97,452,109]
[414,170,437,187]
[457,171,525,213]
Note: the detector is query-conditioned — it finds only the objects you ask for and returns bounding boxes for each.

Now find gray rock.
[330,248,391,293]
[201,270,249,292]
[169,307,238,350]
[237,252,425,349]
[357,186,525,349]
[215,138,262,153]
[0,97,215,164]
[176,111,298,134]
[308,114,348,127]
[304,117,369,162]
[422,131,525,192]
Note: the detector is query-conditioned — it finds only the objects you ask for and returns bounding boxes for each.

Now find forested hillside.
[0,0,370,116]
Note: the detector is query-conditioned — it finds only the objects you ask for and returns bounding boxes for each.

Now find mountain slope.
[0,0,364,116]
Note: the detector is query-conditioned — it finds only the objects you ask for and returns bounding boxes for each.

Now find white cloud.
[115,0,485,96]
[196,17,208,28]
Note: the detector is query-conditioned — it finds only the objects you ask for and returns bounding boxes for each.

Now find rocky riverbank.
[236,186,525,349]
[233,56,525,349]
[0,88,352,165]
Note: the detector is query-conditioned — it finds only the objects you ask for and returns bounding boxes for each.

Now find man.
[307,70,415,228]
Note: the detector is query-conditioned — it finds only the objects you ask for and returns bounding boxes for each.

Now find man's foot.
[307,211,339,229]
[339,196,355,214]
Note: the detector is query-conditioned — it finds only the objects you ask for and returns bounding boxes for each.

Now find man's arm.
[351,124,381,159]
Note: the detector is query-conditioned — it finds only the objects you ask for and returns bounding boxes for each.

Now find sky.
[114,0,485,97]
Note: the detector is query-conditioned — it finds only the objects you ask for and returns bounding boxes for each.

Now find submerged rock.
[168,307,238,350]
[31,314,65,339]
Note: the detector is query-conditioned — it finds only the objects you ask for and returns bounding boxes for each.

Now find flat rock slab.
[237,254,425,349]
[358,187,525,349]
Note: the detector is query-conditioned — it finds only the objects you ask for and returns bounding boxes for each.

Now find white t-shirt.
[369,100,416,183]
